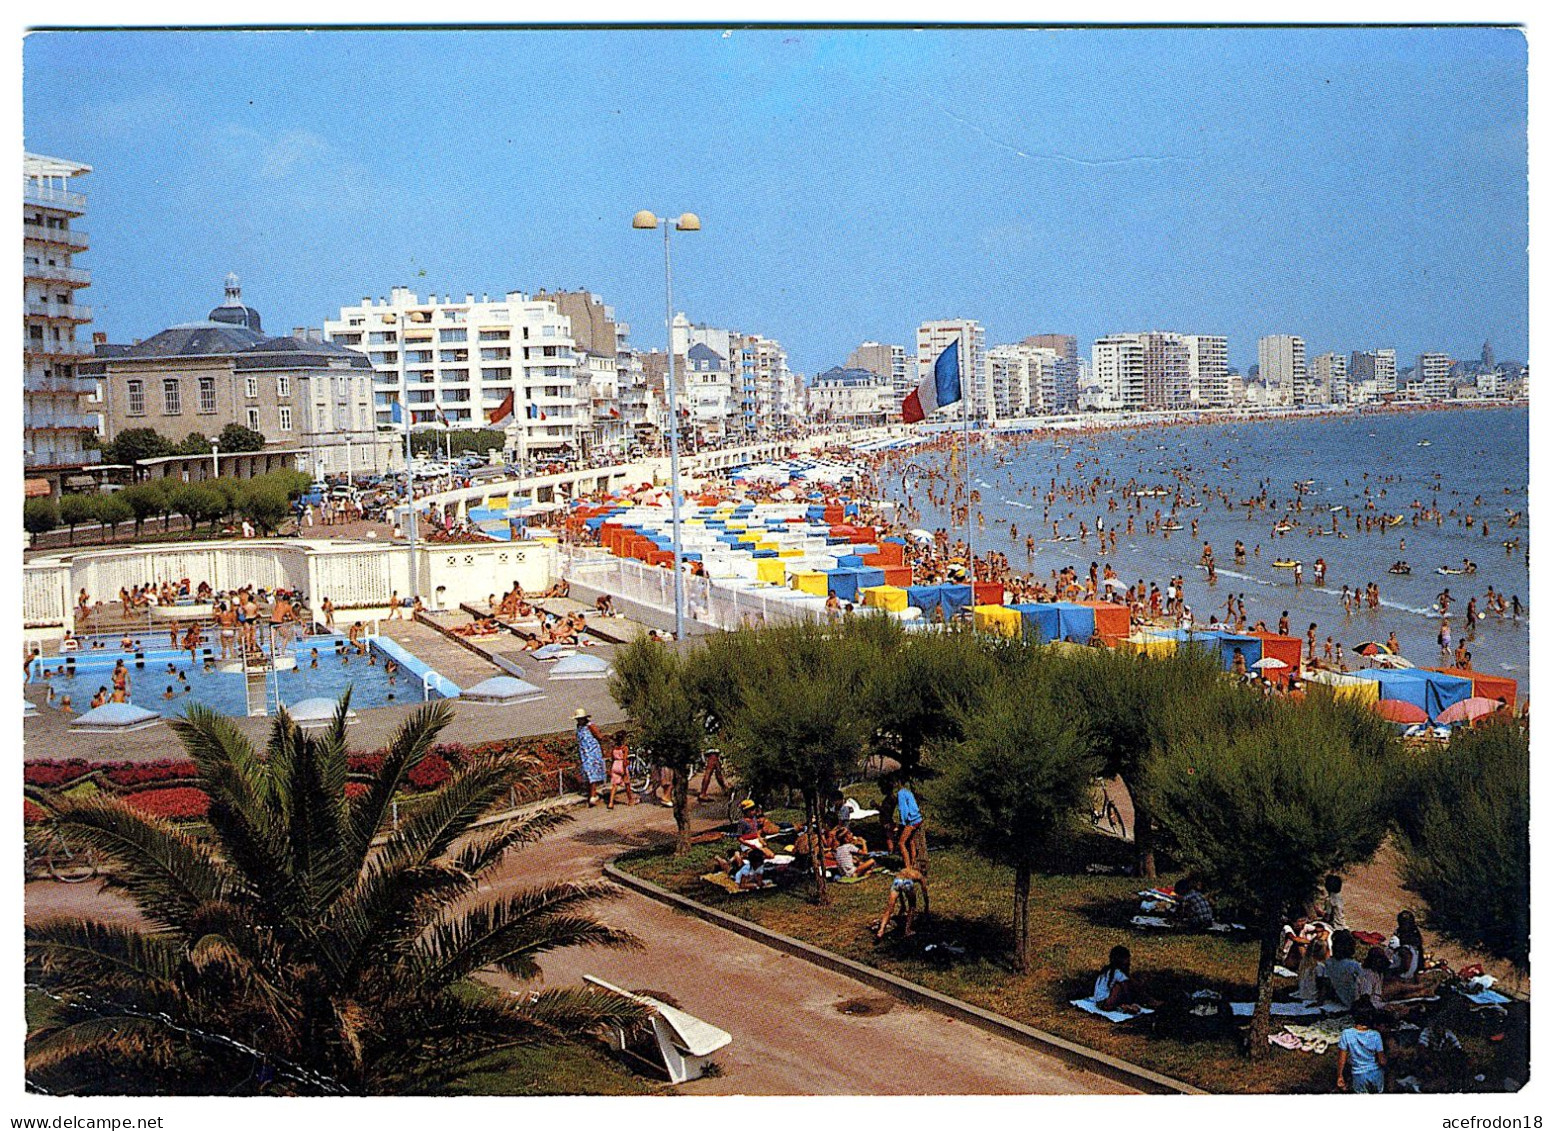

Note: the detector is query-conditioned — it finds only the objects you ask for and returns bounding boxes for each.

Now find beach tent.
[1118,631,1179,659]
[1429,666,1516,708]
[1247,631,1303,687]
[1303,670,1381,705]
[825,567,887,602]
[973,604,1023,638]
[1353,668,1472,722]
[790,571,829,597]
[904,583,975,620]
[1079,601,1132,646]
[860,585,909,613]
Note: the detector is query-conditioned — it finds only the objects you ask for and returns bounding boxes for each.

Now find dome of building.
[208,272,263,333]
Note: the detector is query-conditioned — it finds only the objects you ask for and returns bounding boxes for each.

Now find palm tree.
[25,696,645,1095]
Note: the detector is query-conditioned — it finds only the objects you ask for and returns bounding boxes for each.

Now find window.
[439,349,468,363]
[369,331,397,345]
[127,379,145,415]
[481,367,512,381]
[480,347,510,361]
[542,325,556,337]
[439,328,467,343]
[276,375,291,397]
[478,330,509,341]
[244,376,259,399]
[278,406,293,432]
[198,377,216,414]
[246,408,260,430]
[162,378,182,415]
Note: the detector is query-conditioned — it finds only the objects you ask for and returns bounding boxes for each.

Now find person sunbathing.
[732,846,770,890]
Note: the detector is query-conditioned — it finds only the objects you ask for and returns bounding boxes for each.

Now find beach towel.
[1458,988,1512,1006]
[1130,915,1174,929]
[1071,998,1153,1024]
[1277,1016,1351,1054]
[1229,1001,1349,1018]
[701,873,773,893]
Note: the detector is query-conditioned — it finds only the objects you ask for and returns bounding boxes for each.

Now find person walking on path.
[606,730,638,810]
[574,708,608,808]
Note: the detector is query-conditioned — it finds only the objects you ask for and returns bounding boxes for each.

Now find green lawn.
[617,812,1525,1095]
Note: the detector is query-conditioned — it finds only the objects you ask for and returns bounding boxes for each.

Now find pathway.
[25,795,1130,1095]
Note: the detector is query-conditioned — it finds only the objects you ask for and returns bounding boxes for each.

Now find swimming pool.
[29,633,445,718]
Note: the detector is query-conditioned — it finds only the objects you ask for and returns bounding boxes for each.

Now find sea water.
[899,406,1530,696]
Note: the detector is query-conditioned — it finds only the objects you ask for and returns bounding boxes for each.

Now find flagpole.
[961,337,972,595]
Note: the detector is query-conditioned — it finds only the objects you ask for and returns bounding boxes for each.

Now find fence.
[564,550,822,632]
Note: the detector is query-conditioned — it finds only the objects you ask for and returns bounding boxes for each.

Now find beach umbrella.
[1354,641,1393,656]
[1373,699,1428,724]
[907,529,934,543]
[1436,697,1500,725]
[1373,653,1415,669]
[1251,656,1288,670]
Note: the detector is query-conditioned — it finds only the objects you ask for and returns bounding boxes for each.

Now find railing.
[24,374,97,394]
[26,412,97,431]
[26,301,93,322]
[564,552,820,632]
[25,340,94,359]
[23,263,90,286]
[24,447,101,469]
[23,223,89,249]
[23,182,87,212]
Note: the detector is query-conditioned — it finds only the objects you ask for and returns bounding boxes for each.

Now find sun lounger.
[1071,998,1153,1024]
[584,974,732,1084]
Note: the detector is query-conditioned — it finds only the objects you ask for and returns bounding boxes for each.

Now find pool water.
[30,634,438,718]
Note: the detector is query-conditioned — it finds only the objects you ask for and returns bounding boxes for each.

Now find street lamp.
[210,439,219,483]
[633,210,700,640]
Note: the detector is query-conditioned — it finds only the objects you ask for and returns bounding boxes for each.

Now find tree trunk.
[1130,787,1157,879]
[671,767,691,855]
[1013,861,1031,974]
[1248,914,1282,1062]
[805,790,828,906]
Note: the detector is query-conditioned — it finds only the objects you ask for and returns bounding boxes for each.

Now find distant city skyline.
[24,27,1528,375]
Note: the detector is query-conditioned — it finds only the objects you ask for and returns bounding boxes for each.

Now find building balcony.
[23,262,90,287]
[23,182,87,214]
[26,412,97,432]
[25,447,101,469]
[26,301,93,322]
[24,374,96,395]
[25,339,95,360]
[23,222,89,250]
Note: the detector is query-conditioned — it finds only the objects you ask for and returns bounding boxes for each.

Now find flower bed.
[24,732,582,823]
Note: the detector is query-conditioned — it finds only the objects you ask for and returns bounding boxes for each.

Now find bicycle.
[1090,780,1126,839]
[25,828,101,884]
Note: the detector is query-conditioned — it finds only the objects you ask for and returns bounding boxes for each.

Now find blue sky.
[24,27,1527,374]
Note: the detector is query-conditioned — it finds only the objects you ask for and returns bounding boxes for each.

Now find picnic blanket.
[1273,1015,1351,1054]
[1070,998,1153,1024]
[1457,988,1512,1006]
[1230,1001,1349,1018]
[701,872,774,893]
[1131,915,1247,932]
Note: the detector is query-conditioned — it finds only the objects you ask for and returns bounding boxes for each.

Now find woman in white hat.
[574,708,607,807]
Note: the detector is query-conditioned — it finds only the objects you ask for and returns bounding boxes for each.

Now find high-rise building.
[1308,352,1348,405]
[1184,335,1229,406]
[988,343,1062,418]
[916,320,988,421]
[846,341,909,402]
[1416,352,1453,401]
[535,290,635,459]
[1349,348,1397,396]
[1092,331,1223,410]
[1482,341,1495,372]
[672,315,799,437]
[24,153,98,493]
[325,288,579,456]
[1257,335,1306,406]
[1021,334,1080,411]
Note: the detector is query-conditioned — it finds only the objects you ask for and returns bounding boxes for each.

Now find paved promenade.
[25,795,1130,1095]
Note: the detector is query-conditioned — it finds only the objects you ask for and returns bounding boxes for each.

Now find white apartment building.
[847,341,910,402]
[684,342,739,442]
[1416,352,1454,401]
[24,153,98,493]
[672,315,801,437]
[916,320,989,421]
[1092,332,1225,410]
[988,342,1063,418]
[1308,352,1348,405]
[1258,335,1306,407]
[1184,335,1229,406]
[325,287,579,456]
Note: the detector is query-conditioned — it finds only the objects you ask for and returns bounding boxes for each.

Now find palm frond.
[380,752,519,872]
[26,918,183,990]
[448,802,574,881]
[343,701,454,867]
[45,801,239,931]
[405,880,638,993]
[25,1013,182,1077]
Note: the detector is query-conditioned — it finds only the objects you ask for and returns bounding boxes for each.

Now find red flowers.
[125,787,211,820]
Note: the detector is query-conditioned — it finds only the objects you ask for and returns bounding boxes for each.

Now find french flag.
[902,340,962,423]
